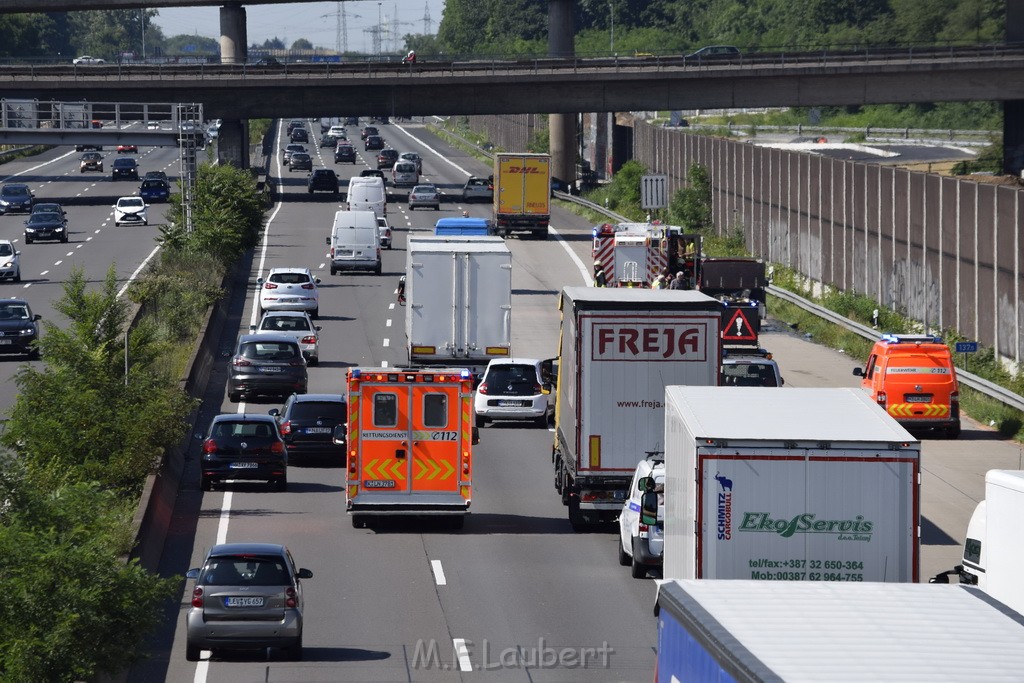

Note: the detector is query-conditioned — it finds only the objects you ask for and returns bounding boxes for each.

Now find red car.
[117,144,138,154]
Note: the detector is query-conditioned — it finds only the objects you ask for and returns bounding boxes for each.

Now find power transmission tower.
[321,3,360,54]
[388,5,415,51]
[422,1,432,34]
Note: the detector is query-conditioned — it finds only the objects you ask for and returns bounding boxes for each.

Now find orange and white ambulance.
[345,367,477,528]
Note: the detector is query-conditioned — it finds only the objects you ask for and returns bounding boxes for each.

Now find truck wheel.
[945,424,961,439]
[618,536,631,566]
[568,498,586,532]
[630,538,647,578]
[533,230,548,240]
[200,475,212,492]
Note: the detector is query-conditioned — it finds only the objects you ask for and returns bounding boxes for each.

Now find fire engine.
[345,367,477,528]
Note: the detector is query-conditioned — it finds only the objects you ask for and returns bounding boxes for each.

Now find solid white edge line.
[431,559,447,586]
[453,638,472,672]
[0,149,76,184]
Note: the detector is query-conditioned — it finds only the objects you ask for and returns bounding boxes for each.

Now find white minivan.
[346,176,386,217]
[618,456,665,579]
[392,161,419,187]
[326,210,381,275]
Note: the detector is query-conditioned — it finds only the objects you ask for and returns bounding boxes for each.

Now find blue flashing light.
[350,368,362,378]
[460,369,472,380]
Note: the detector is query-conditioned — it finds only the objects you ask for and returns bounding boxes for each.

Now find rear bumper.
[186,610,301,649]
[201,460,287,481]
[331,259,380,272]
[228,374,307,397]
[348,491,470,514]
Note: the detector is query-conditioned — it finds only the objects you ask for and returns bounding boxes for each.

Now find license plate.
[306,427,332,434]
[497,400,528,407]
[905,395,932,403]
[364,480,396,488]
[260,366,282,373]
[0,340,11,345]
[224,596,264,607]
[229,461,259,469]
[613,490,626,500]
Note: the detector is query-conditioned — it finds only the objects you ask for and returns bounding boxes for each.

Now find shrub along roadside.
[0,158,267,679]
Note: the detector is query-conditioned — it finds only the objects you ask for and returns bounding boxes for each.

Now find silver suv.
[185,543,313,661]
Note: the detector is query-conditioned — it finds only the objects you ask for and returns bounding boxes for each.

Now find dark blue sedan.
[139,179,170,203]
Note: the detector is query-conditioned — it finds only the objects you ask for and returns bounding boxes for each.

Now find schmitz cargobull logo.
[591,322,709,361]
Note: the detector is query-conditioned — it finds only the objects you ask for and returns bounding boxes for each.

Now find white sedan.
[256,267,321,318]
[72,55,105,65]
[250,310,321,365]
[113,196,148,226]
[0,240,21,282]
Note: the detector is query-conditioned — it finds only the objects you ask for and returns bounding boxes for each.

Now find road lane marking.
[54,260,62,266]
[117,245,161,297]
[389,303,395,310]
[382,360,389,367]
[431,559,446,586]
[22,283,30,289]
[0,149,76,183]
[385,319,391,327]
[452,639,472,672]
[382,338,389,347]
[39,270,48,276]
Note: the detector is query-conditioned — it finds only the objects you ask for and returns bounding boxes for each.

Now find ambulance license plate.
[906,395,932,403]
[364,480,396,488]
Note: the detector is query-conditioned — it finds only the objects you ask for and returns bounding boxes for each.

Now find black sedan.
[0,183,34,215]
[269,393,346,462]
[307,169,339,194]
[289,153,313,172]
[111,157,139,180]
[0,299,41,359]
[199,413,289,491]
[334,144,356,163]
[24,212,68,244]
[364,135,384,151]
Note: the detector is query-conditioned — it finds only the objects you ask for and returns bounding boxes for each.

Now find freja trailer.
[655,579,1024,683]
[661,386,920,583]
[550,288,722,531]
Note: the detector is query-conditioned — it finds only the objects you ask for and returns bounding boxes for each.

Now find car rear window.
[212,421,277,438]
[486,364,539,388]
[240,341,300,360]
[269,272,311,285]
[722,362,778,387]
[290,400,345,420]
[202,556,290,586]
[0,244,12,257]
[261,315,312,332]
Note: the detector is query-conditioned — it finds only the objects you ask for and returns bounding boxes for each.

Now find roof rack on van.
[644,450,665,463]
[879,334,943,344]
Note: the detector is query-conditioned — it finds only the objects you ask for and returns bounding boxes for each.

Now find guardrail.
[552,190,1024,414]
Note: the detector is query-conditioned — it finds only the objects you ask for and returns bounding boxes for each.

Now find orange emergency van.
[853,334,960,438]
[346,367,477,528]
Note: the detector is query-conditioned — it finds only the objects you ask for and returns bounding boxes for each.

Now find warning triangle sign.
[722,308,758,341]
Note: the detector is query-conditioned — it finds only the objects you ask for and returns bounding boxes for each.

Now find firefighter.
[593,260,608,287]
[651,273,667,289]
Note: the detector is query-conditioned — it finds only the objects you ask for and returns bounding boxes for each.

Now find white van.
[326,210,381,275]
[392,160,419,187]
[346,176,386,217]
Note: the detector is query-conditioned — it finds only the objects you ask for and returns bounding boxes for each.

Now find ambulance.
[345,367,477,528]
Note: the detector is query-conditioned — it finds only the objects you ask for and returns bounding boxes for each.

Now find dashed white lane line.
[385,319,392,327]
[318,262,326,270]
[388,302,395,310]
[382,338,390,347]
[22,283,30,289]
[382,360,389,368]
[431,560,447,586]
[39,270,48,276]
[0,149,76,183]
[65,251,74,257]
[452,639,472,672]
[54,260,62,266]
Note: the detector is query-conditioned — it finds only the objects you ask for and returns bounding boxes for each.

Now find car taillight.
[202,439,217,454]
[264,282,278,289]
[301,283,314,290]
[192,587,204,608]
[533,384,542,393]
[279,421,291,435]
[951,391,959,405]
[271,441,285,454]
[301,335,316,344]
[232,357,251,367]
[478,382,488,394]
[330,247,335,258]
[876,391,887,408]
[639,522,649,533]
[285,586,297,608]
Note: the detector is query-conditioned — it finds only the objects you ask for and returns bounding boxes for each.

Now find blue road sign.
[955,341,978,353]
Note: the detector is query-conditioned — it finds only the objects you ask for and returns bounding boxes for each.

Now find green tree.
[291,38,314,50]
[1,266,195,494]
[0,476,176,682]
[163,33,219,56]
[670,163,714,233]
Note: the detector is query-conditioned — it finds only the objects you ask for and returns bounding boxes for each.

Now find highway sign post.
[641,174,668,210]
[955,340,978,371]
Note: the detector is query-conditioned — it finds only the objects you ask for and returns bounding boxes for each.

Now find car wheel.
[200,475,212,492]
[535,412,549,428]
[311,308,318,319]
[185,639,201,662]
[114,221,120,227]
[61,236,68,243]
[28,347,40,361]
[308,356,319,367]
[24,237,32,244]
[475,415,487,428]
[630,538,647,578]
[330,267,338,276]
[352,514,369,529]
[618,535,631,566]
[14,269,20,283]
[375,265,382,275]
[308,188,313,194]
[274,475,288,492]
[283,634,303,661]
[228,391,242,403]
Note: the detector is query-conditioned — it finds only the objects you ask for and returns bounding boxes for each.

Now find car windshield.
[0,303,30,319]
[722,362,778,387]
[82,153,100,160]
[27,214,58,224]
[468,179,488,187]
[201,555,290,586]
[289,401,345,420]
[0,244,13,256]
[486,364,538,389]
[261,315,312,332]
[2,186,29,198]
[33,204,61,214]
[118,198,145,208]
[239,341,300,360]
[113,159,136,167]
[269,272,311,285]
[141,181,165,189]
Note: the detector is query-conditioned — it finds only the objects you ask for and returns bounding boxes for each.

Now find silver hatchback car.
[185,543,313,661]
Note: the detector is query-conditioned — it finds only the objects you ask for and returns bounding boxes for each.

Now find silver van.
[327,209,381,275]
[392,161,419,187]
[346,176,386,217]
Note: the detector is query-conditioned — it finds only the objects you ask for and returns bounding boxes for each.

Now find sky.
[152,0,445,54]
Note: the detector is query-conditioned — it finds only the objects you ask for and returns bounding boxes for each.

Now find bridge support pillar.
[1005,1,1024,175]
[220,3,247,65]
[217,118,249,169]
[548,0,576,189]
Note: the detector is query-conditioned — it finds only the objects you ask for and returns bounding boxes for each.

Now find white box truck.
[551,288,722,531]
[659,386,920,582]
[404,236,512,373]
[654,580,1024,683]
[931,470,1024,616]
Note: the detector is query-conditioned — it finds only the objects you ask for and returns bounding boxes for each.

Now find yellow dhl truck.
[345,367,477,528]
[493,152,551,240]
